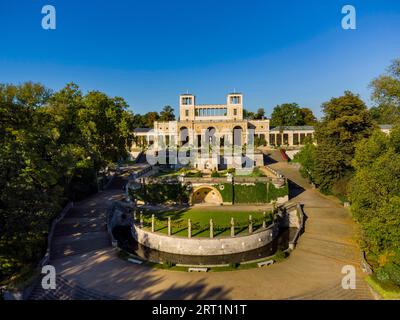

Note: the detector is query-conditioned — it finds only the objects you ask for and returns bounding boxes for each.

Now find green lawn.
[138,207,273,237]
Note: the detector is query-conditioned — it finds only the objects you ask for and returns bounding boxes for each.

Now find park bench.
[257,260,274,268]
[188,267,208,272]
[128,258,143,265]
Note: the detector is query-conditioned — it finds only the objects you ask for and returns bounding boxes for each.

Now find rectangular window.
[233,109,237,116]
[185,109,189,117]
[182,97,192,105]
[230,96,241,104]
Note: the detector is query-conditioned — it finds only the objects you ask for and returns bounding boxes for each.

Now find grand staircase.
[26,176,126,300]
[28,275,119,300]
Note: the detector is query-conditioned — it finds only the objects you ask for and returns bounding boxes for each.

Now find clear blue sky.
[1,0,399,118]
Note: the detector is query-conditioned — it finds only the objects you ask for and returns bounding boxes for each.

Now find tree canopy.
[0,82,135,284]
[294,91,375,193]
[293,59,400,276]
[270,103,317,127]
[159,105,175,121]
[243,107,265,120]
[369,59,400,124]
[350,125,400,260]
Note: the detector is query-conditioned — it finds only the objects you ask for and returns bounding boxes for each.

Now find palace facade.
[132,93,392,170]
[133,92,316,149]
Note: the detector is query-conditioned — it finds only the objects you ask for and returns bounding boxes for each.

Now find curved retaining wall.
[132,223,279,256]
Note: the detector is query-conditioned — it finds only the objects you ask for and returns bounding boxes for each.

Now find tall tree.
[313,91,375,192]
[159,105,175,121]
[243,109,255,120]
[0,82,136,283]
[350,126,400,256]
[143,111,160,128]
[369,59,400,124]
[255,107,265,119]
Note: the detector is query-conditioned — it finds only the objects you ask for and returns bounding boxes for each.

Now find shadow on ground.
[55,249,232,299]
[263,153,278,165]
[288,179,305,199]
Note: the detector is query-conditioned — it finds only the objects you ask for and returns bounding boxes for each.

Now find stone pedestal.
[168,217,171,236]
[262,212,266,228]
[249,215,253,234]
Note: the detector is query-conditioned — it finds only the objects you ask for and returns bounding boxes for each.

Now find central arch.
[179,126,189,146]
[190,185,223,205]
[205,127,217,145]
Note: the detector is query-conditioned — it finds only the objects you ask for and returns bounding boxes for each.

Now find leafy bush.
[163,261,174,269]
[267,182,289,202]
[381,263,400,286]
[211,169,220,177]
[227,168,235,174]
[377,267,390,282]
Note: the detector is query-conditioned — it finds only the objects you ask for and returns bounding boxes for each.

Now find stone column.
[188,219,192,238]
[168,217,171,236]
[210,219,214,239]
[140,217,144,229]
[289,132,294,146]
[248,215,253,234]
[133,209,137,221]
[151,214,155,232]
[231,217,235,237]
[262,212,266,228]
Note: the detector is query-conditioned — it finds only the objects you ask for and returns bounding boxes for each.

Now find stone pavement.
[35,152,375,300]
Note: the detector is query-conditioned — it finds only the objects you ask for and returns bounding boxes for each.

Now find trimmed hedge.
[130,183,189,204]
[214,182,288,204]
[214,183,233,203]
[234,183,268,203]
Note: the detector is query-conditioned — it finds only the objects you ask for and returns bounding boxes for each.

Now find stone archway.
[179,126,189,146]
[190,186,223,205]
[205,127,217,145]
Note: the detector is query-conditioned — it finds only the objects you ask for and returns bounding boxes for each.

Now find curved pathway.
[34,154,374,300]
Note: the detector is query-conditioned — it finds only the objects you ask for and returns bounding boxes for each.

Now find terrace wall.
[132,222,279,256]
